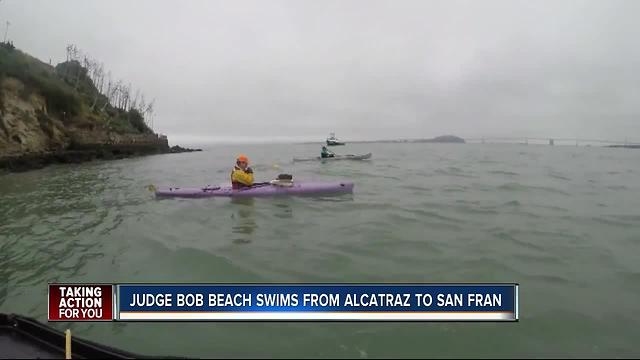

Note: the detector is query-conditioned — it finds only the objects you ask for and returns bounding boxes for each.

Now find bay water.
[1,142,639,357]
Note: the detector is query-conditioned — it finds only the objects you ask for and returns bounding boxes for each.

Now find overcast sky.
[2,0,639,142]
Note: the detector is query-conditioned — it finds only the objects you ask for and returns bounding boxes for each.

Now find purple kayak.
[154,181,354,198]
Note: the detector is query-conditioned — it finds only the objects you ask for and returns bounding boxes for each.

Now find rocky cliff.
[0,43,198,172]
[0,76,173,171]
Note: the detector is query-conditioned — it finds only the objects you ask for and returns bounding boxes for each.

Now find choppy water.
[1,142,639,358]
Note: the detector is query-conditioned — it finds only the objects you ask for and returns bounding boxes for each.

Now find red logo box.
[48,284,113,321]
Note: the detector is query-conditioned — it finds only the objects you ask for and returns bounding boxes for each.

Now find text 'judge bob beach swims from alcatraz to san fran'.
[128,292,502,308]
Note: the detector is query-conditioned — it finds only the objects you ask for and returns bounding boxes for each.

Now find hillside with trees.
[0,42,195,171]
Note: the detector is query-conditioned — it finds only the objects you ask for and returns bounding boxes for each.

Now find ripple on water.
[488,170,519,176]
[548,172,572,181]
[422,201,500,216]
[441,185,468,193]
[589,215,638,228]
[398,184,432,192]
[408,208,465,224]
[497,182,571,196]
[522,273,571,284]
[490,229,548,252]
[606,185,628,191]
[434,168,475,178]
[502,200,521,207]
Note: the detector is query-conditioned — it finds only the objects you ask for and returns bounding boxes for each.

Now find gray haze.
[2,0,640,143]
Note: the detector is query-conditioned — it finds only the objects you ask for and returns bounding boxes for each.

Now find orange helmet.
[237,155,249,163]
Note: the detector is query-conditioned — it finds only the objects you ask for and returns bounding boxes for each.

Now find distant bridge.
[464,137,640,146]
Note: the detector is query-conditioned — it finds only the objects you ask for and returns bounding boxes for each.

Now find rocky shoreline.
[0,138,202,173]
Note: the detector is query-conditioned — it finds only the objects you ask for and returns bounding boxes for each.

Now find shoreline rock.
[0,140,203,173]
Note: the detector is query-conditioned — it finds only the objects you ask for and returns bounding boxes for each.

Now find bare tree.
[3,21,10,43]
[97,63,105,94]
[117,82,129,110]
[90,65,101,110]
[57,44,158,129]
[114,84,120,109]
[116,84,122,109]
[101,73,114,112]
[64,44,77,77]
[65,44,73,62]
[112,80,122,109]
[138,94,146,114]
[74,53,88,90]
[89,59,97,84]
[88,61,105,110]
[122,83,131,111]
[144,98,155,120]
[131,88,141,111]
[146,99,156,130]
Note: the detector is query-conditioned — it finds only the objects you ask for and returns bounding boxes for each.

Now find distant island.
[413,135,466,143]
[0,42,199,172]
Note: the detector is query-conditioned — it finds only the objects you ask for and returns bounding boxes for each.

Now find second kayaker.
[231,155,254,189]
[321,146,335,159]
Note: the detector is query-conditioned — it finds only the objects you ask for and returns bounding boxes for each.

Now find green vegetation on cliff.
[0,42,152,135]
[0,43,80,117]
[0,42,183,171]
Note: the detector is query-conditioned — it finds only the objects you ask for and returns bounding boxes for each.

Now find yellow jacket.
[231,166,254,189]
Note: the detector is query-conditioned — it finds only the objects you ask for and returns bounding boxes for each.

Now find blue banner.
[116,284,517,321]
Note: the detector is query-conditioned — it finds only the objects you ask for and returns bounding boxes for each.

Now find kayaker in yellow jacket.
[231,155,254,189]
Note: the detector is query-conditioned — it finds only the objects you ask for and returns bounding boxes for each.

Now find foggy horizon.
[2,0,640,143]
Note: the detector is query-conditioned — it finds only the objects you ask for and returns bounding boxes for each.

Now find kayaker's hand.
[245,167,253,174]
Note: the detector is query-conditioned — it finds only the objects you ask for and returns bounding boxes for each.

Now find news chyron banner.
[49,283,519,322]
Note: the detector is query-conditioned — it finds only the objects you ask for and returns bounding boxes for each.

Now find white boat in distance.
[326,133,346,146]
